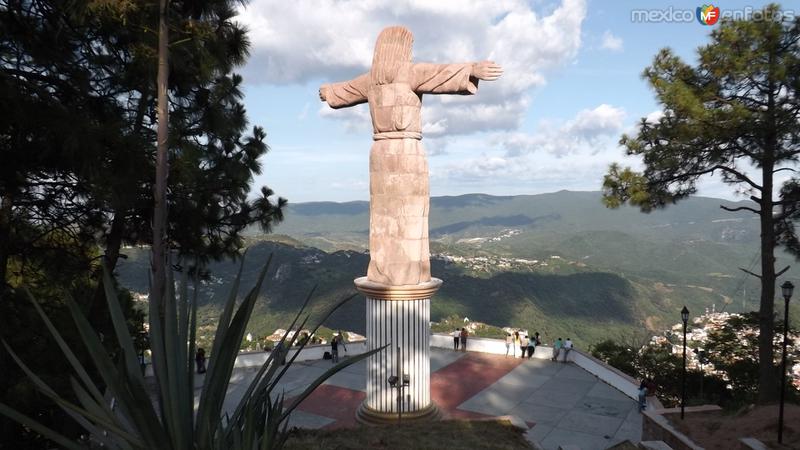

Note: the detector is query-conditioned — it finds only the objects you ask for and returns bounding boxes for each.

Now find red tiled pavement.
[431,351,523,415]
[292,351,526,428]
[292,384,365,429]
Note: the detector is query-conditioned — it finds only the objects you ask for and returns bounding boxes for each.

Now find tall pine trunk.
[757,73,779,403]
[758,193,778,402]
[152,0,169,309]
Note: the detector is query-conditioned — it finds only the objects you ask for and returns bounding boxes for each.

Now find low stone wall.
[570,349,646,402]
[144,340,369,376]
[430,333,562,360]
[642,406,722,450]
[158,333,641,407]
[235,340,369,367]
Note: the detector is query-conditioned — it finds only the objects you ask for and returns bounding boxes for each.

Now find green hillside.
[116,191,800,349]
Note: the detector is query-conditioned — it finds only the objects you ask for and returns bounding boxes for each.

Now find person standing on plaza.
[562,337,573,362]
[460,327,468,351]
[274,341,287,365]
[519,334,529,359]
[453,328,460,351]
[513,331,520,358]
[552,338,562,361]
[527,332,538,358]
[638,380,648,411]
[505,333,512,357]
[331,332,347,363]
[195,348,206,374]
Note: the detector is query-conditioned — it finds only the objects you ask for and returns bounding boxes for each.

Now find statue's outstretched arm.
[319,72,370,109]
[412,61,502,95]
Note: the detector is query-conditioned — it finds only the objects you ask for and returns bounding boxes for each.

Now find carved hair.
[371,26,413,85]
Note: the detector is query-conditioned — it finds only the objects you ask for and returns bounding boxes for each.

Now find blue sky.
[234,0,792,203]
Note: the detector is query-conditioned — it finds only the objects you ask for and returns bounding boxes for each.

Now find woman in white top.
[519,334,529,359]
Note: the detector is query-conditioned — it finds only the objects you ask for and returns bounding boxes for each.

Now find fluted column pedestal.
[354,276,442,424]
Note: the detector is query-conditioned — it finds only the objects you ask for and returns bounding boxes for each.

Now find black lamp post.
[681,306,689,420]
[778,280,793,444]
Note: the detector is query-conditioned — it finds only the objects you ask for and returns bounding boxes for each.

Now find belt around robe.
[373,131,422,140]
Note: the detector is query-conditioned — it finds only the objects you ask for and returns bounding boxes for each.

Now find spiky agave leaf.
[196,254,273,447]
[0,253,386,450]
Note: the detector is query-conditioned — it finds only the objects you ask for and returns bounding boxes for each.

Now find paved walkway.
[215,348,642,450]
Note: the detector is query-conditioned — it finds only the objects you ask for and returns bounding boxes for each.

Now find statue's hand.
[319,85,328,102]
[472,61,503,81]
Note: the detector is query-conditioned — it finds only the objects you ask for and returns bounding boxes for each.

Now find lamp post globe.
[781,280,794,301]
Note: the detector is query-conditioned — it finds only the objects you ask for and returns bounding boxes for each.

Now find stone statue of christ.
[320,26,502,286]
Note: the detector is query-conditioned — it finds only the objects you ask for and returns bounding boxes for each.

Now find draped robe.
[323,62,479,286]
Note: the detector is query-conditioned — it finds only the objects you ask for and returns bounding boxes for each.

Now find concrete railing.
[570,349,641,400]
[144,340,369,376]
[234,340,369,368]
[236,335,645,404]
[430,333,569,361]
[147,333,639,403]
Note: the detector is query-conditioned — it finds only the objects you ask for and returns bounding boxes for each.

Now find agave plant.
[0,255,383,449]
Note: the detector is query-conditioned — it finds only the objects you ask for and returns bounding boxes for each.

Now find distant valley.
[116,191,797,348]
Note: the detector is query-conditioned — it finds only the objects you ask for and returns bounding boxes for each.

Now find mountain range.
[116,191,798,348]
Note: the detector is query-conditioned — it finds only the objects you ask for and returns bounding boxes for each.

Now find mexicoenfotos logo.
[631,5,797,24]
[697,4,720,25]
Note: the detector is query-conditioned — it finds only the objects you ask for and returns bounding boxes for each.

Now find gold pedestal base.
[355,402,442,425]
[354,276,442,300]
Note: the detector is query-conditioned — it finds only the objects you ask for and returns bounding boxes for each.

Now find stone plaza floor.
[213,348,642,450]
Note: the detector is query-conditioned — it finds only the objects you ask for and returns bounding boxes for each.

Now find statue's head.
[371,26,413,85]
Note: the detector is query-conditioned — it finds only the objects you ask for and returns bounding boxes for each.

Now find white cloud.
[436,146,628,185]
[599,30,623,52]
[237,0,587,137]
[644,110,664,124]
[497,104,626,157]
[567,103,626,137]
[430,104,632,194]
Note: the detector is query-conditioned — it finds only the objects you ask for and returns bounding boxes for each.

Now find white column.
[355,277,441,423]
[365,297,430,412]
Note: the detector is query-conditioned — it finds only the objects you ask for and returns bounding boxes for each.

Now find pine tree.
[0,1,285,444]
[603,4,800,403]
